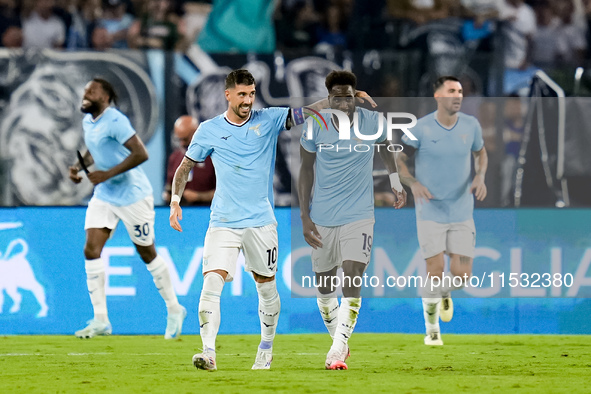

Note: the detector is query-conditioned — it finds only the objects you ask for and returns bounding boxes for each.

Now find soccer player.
[69,78,186,339]
[169,69,375,371]
[396,76,488,346]
[298,70,407,370]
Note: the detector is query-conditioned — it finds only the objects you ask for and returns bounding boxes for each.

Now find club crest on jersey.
[249,123,262,136]
[460,134,468,144]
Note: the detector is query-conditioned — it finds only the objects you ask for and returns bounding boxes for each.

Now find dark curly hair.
[325,70,357,93]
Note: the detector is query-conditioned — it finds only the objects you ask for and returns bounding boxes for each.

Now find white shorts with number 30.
[84,195,155,246]
[311,219,375,273]
[203,224,278,282]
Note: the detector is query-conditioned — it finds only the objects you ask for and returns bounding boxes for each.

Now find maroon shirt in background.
[166,149,216,205]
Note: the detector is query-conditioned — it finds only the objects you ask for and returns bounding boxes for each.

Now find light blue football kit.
[401,111,484,224]
[83,107,153,206]
[300,107,386,227]
[186,107,289,228]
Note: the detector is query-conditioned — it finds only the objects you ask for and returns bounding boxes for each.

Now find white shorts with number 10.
[311,219,375,273]
[203,224,278,282]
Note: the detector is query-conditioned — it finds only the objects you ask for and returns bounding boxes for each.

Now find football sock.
[85,258,108,323]
[199,272,224,351]
[256,280,281,346]
[317,291,339,338]
[147,255,182,314]
[421,276,441,334]
[330,297,361,355]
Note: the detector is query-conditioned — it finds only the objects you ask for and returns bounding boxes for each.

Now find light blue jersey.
[402,111,484,223]
[301,107,386,227]
[186,107,289,228]
[83,107,153,207]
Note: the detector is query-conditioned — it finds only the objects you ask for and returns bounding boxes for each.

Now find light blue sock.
[259,340,273,350]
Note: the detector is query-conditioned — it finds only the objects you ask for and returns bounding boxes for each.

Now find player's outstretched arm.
[288,89,378,128]
[377,142,407,209]
[87,135,148,185]
[471,147,488,201]
[69,150,94,184]
[396,151,433,204]
[304,90,377,113]
[298,146,322,249]
[169,156,196,232]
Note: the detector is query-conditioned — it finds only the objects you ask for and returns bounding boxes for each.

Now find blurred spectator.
[275,0,320,51]
[91,26,113,50]
[0,0,22,48]
[315,0,353,51]
[99,0,134,48]
[62,0,103,49]
[22,0,66,49]
[387,0,454,25]
[498,0,537,70]
[163,115,215,206]
[531,0,561,66]
[182,1,212,44]
[1,25,22,47]
[555,0,587,64]
[197,0,275,53]
[128,0,186,51]
[460,0,498,45]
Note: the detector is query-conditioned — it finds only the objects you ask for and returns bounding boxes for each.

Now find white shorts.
[311,219,375,273]
[84,196,155,247]
[417,219,476,259]
[203,224,278,282]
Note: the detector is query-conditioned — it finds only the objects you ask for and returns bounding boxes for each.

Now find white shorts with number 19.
[311,219,375,273]
[203,224,278,282]
[84,195,155,246]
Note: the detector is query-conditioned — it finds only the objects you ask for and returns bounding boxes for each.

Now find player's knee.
[450,267,472,278]
[83,243,102,260]
[253,272,275,283]
[342,285,362,298]
[135,244,157,263]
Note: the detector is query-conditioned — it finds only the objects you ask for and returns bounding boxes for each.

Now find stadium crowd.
[0,0,589,67]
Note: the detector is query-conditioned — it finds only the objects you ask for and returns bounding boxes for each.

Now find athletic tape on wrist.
[171,195,181,204]
[389,173,403,193]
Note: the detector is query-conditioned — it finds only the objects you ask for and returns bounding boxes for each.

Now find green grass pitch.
[2,334,590,393]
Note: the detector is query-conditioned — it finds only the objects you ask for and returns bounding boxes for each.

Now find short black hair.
[93,77,118,105]
[433,76,460,93]
[225,69,256,89]
[325,70,357,93]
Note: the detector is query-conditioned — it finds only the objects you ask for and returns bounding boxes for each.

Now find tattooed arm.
[169,156,196,232]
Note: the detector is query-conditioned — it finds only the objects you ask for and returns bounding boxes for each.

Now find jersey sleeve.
[401,123,421,149]
[111,114,136,144]
[262,107,289,135]
[300,120,317,153]
[471,119,485,152]
[186,124,213,162]
[372,111,387,143]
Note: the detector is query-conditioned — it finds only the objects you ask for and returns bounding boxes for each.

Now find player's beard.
[233,103,252,119]
[80,99,100,114]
